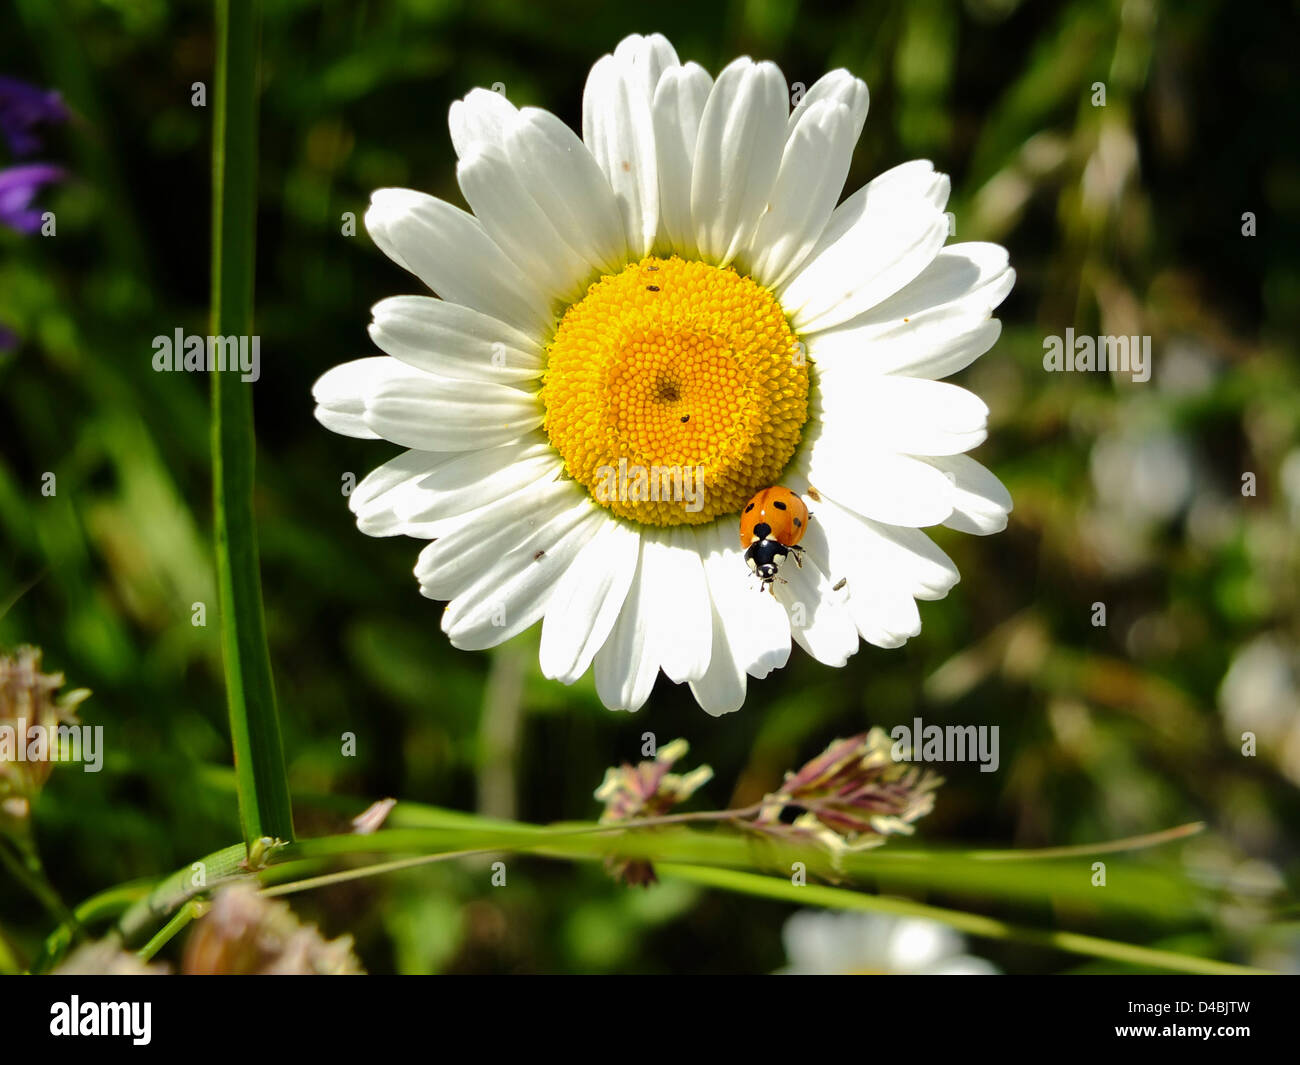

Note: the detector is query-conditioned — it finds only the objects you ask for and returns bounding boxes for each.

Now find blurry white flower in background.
[1084,422,1197,574]
[778,910,999,975]
[1091,425,1195,525]
[1218,634,1300,787]
[1156,338,1219,397]
[1279,447,1300,529]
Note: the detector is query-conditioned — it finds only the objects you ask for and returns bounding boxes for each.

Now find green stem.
[35,880,154,972]
[0,836,83,940]
[137,900,203,963]
[966,821,1205,860]
[211,0,293,846]
[91,813,1242,976]
[117,843,251,945]
[657,864,1270,976]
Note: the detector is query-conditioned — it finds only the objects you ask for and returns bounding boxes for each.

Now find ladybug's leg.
[789,544,805,568]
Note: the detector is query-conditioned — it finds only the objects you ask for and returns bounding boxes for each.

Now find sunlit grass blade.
[211,0,293,846]
[657,864,1269,975]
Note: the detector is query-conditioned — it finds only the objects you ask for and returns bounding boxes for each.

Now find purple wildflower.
[0,76,69,157]
[751,729,942,862]
[0,162,64,234]
[595,738,713,886]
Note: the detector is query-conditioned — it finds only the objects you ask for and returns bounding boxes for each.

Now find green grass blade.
[657,865,1269,976]
[210,0,294,846]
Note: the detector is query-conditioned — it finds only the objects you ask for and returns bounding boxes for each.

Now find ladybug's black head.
[744,538,789,585]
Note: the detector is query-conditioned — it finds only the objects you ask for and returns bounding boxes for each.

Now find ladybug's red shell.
[739,487,808,549]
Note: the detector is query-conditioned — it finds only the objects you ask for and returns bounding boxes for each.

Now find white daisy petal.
[774,527,859,667]
[803,498,925,648]
[802,437,955,527]
[857,520,959,602]
[414,478,588,602]
[694,522,791,691]
[347,449,455,536]
[860,158,951,208]
[583,53,660,257]
[813,376,989,456]
[595,539,659,712]
[688,598,747,717]
[783,474,960,602]
[361,368,543,452]
[642,527,713,685]
[368,296,542,385]
[781,162,952,333]
[349,448,447,512]
[448,91,629,281]
[849,593,922,650]
[613,32,681,95]
[747,100,858,289]
[509,107,629,276]
[389,437,560,524]
[850,319,1003,382]
[313,403,378,441]
[457,143,598,302]
[923,453,1013,534]
[651,62,713,256]
[787,69,869,143]
[886,242,1015,316]
[441,501,605,650]
[311,357,398,440]
[448,87,518,158]
[690,58,789,266]
[804,242,1014,378]
[349,440,559,541]
[698,523,791,678]
[539,518,640,684]
[365,189,553,335]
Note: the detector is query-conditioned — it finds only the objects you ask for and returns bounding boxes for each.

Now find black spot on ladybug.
[832,577,846,591]
[793,516,802,527]
[773,499,787,510]
[753,522,772,540]
[647,285,661,292]
[680,414,690,423]
[533,550,545,561]
[744,502,755,513]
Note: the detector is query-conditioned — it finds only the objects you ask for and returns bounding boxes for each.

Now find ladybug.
[739,486,808,590]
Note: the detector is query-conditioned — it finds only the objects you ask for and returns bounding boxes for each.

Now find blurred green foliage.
[1,0,1297,973]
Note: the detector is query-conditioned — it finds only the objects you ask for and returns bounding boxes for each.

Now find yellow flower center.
[540,256,809,526]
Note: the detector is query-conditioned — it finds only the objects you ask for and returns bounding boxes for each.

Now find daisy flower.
[779,910,1000,975]
[314,33,1014,715]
